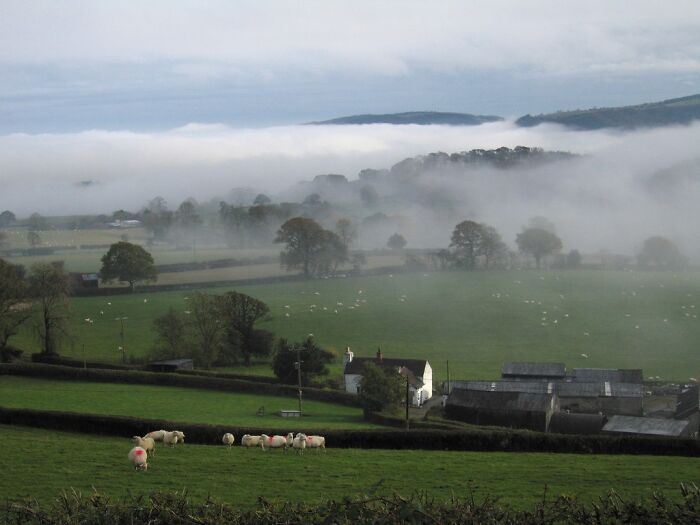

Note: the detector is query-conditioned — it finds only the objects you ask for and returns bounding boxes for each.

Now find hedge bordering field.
[2,406,700,456]
[4,486,700,524]
[0,363,360,407]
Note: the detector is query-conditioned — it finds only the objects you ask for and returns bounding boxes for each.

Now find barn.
[445,388,559,432]
[342,348,432,406]
[501,362,566,381]
[602,415,693,438]
[557,381,644,416]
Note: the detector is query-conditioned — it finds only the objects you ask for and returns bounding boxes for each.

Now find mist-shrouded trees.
[335,218,357,250]
[0,210,16,227]
[0,259,30,361]
[358,361,404,414]
[275,217,347,278]
[217,291,272,366]
[28,262,71,356]
[141,196,173,241]
[100,242,157,291]
[27,213,48,231]
[253,193,272,205]
[26,230,41,248]
[387,233,407,250]
[637,236,686,270]
[516,228,563,269]
[272,337,336,386]
[187,292,225,369]
[450,220,508,270]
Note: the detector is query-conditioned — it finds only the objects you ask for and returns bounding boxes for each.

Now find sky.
[1,1,700,132]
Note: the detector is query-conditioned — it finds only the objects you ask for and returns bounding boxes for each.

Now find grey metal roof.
[557,382,643,398]
[344,357,428,378]
[568,368,643,383]
[446,388,555,413]
[150,359,194,366]
[502,362,566,378]
[602,415,690,437]
[446,380,553,394]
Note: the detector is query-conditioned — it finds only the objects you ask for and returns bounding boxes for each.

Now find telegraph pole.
[116,317,127,364]
[405,375,410,430]
[295,345,303,416]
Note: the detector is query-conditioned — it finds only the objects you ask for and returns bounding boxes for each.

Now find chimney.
[343,347,354,366]
[376,347,383,362]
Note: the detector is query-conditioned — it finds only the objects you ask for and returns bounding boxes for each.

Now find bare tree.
[28,262,71,355]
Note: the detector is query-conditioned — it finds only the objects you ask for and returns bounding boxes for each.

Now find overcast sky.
[2,1,700,132]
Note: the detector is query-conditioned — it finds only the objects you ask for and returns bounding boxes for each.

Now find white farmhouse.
[342,348,433,406]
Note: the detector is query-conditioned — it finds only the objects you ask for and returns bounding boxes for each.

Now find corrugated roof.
[344,357,428,377]
[446,380,553,395]
[502,362,566,378]
[602,415,690,437]
[569,368,643,383]
[446,388,555,413]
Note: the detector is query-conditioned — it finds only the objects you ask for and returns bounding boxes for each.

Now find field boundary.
[1,406,699,456]
[0,363,361,407]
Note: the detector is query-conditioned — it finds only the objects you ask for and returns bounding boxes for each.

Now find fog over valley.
[2,119,700,259]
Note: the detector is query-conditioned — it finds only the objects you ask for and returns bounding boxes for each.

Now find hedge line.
[0,362,361,407]
[30,353,135,371]
[2,406,700,456]
[5,486,700,524]
[154,256,276,273]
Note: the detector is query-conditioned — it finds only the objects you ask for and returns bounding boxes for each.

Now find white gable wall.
[344,361,433,406]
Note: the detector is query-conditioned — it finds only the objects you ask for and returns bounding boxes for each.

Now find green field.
[1,425,697,509]
[0,376,377,429]
[12,270,700,382]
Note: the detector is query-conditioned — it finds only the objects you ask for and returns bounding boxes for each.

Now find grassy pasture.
[1,424,698,509]
[0,376,377,429]
[12,270,700,381]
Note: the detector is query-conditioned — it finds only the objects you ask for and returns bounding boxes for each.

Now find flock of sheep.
[127,429,325,471]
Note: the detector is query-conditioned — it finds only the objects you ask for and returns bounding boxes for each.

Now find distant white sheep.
[241,434,263,448]
[222,433,235,449]
[128,446,148,471]
[132,436,156,456]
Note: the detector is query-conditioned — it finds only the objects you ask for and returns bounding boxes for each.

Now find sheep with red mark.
[259,434,288,450]
[128,446,148,471]
[305,435,326,451]
[132,436,156,456]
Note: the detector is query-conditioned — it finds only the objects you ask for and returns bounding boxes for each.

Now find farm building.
[567,368,643,384]
[445,388,559,432]
[444,380,554,395]
[145,359,194,372]
[501,362,566,381]
[549,412,606,435]
[69,273,99,291]
[602,415,694,438]
[342,348,432,406]
[557,382,644,416]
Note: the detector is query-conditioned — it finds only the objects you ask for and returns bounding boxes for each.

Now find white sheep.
[132,436,156,456]
[222,433,235,449]
[144,430,166,442]
[305,435,326,452]
[259,434,288,450]
[128,446,148,471]
[163,431,185,447]
[241,434,263,448]
[292,433,307,454]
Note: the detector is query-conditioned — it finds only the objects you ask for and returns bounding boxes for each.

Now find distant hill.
[516,94,700,130]
[307,111,504,126]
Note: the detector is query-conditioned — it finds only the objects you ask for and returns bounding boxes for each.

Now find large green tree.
[637,236,686,270]
[151,307,190,360]
[186,292,224,369]
[100,241,157,291]
[28,262,71,356]
[275,217,346,278]
[358,362,404,414]
[217,291,272,366]
[0,210,16,227]
[272,337,335,385]
[515,228,563,269]
[0,259,30,361]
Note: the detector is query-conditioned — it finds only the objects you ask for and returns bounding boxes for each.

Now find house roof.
[558,382,643,398]
[501,362,566,379]
[602,415,690,437]
[446,388,555,413]
[344,357,428,378]
[568,368,643,384]
[446,380,554,395]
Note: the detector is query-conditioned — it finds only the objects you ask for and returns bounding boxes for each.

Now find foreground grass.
[1,425,698,510]
[0,376,378,429]
[12,270,700,380]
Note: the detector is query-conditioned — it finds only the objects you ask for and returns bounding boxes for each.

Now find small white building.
[342,348,433,406]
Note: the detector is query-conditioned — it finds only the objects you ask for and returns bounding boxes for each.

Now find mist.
[2,120,700,259]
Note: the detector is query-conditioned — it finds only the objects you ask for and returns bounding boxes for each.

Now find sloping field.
[1,424,698,509]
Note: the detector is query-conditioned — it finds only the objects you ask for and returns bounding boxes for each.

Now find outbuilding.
[602,415,693,438]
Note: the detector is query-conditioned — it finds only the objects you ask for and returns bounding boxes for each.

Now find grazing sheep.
[259,434,288,450]
[241,434,263,448]
[132,436,156,456]
[163,431,185,447]
[292,433,307,454]
[222,433,235,449]
[305,435,326,452]
[128,446,148,471]
[145,430,166,442]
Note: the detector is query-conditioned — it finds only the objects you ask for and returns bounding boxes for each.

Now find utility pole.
[446,360,450,395]
[405,375,410,430]
[295,345,303,416]
[116,317,127,364]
